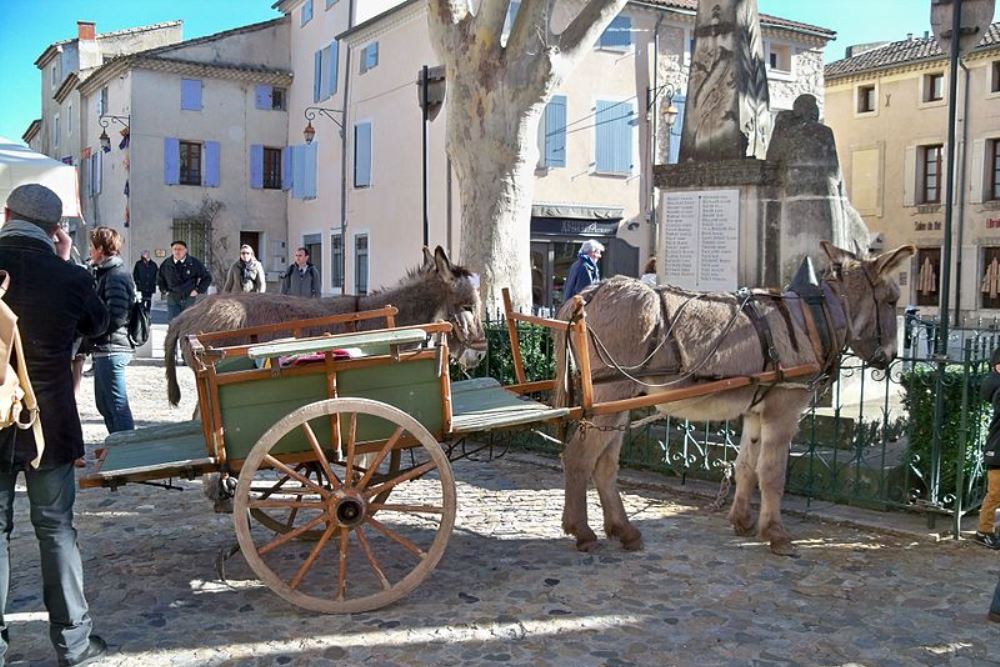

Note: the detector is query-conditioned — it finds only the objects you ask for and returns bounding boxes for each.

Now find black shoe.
[59,635,107,666]
[970,531,1000,549]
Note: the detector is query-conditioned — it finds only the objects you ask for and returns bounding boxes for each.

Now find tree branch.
[557,0,629,62]
[427,0,473,61]
[475,0,510,48]
[427,0,472,25]
[507,0,552,56]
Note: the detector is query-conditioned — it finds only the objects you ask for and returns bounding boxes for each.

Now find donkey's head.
[420,246,487,369]
[822,241,916,370]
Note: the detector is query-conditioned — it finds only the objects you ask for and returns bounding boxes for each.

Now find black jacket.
[157,254,211,303]
[90,255,135,354]
[132,258,158,295]
[981,371,1000,469]
[0,235,108,469]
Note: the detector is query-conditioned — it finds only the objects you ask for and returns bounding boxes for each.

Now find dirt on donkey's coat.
[554,241,915,556]
[166,247,485,405]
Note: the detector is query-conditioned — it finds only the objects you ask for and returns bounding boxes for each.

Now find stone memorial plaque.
[662,189,740,292]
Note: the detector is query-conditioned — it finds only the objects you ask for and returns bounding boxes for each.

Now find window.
[271,87,286,110]
[262,147,282,189]
[924,72,944,102]
[992,61,1000,93]
[767,43,792,73]
[326,0,338,7]
[53,113,60,147]
[360,42,379,74]
[89,152,102,196]
[983,247,1000,309]
[172,218,210,266]
[920,144,943,204]
[181,78,202,111]
[857,84,876,113]
[67,104,73,136]
[355,234,369,295]
[915,247,940,307]
[255,85,287,111]
[179,141,202,185]
[301,0,313,26]
[599,15,632,50]
[98,86,108,116]
[594,100,633,175]
[331,233,344,288]
[313,43,339,102]
[50,63,58,89]
[542,95,566,168]
[354,122,372,188]
[992,140,1000,201]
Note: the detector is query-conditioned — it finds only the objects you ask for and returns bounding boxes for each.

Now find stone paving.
[3,363,999,666]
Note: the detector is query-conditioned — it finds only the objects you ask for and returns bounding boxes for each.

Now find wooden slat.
[246,329,429,359]
[501,288,527,384]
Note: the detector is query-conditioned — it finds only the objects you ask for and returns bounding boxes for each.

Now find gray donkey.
[555,241,915,556]
[166,246,485,405]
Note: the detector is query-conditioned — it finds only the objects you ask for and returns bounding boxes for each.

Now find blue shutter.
[250,144,264,189]
[595,101,615,173]
[204,141,221,187]
[313,50,323,103]
[164,137,180,185]
[354,122,372,187]
[292,145,306,199]
[181,78,202,110]
[669,95,685,164]
[595,100,632,175]
[614,103,633,174]
[320,44,334,100]
[370,42,379,69]
[255,85,272,110]
[301,0,313,25]
[544,95,567,168]
[303,142,318,199]
[600,15,632,49]
[281,146,292,191]
[329,41,339,96]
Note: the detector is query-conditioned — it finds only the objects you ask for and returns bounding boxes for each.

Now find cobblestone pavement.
[3,364,999,666]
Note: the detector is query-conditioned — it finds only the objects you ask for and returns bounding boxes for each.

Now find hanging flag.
[119,127,130,150]
[124,179,129,197]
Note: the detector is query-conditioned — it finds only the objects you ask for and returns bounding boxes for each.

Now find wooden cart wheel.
[233,397,456,614]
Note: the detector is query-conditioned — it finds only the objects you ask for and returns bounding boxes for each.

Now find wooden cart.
[82,292,818,614]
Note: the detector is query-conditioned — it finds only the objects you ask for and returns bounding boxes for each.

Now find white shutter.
[970,139,986,204]
[903,145,916,207]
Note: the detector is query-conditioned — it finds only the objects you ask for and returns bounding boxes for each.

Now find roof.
[34,20,183,67]
[826,22,1000,79]
[21,119,42,144]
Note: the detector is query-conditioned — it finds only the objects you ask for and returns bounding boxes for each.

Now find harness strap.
[769,295,800,353]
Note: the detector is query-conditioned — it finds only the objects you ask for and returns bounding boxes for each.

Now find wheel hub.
[333,494,367,528]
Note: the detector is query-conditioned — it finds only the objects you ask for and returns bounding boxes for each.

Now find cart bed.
[450,378,568,433]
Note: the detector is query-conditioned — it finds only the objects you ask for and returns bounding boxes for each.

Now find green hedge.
[451,321,556,385]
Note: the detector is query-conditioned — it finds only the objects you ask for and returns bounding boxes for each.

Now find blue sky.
[1,0,996,142]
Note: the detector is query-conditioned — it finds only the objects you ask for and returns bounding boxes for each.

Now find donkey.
[166,246,485,405]
[555,241,915,556]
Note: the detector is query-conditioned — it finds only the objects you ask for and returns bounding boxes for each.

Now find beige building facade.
[825,26,1000,322]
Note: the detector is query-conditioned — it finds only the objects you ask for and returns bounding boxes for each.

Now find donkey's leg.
[562,422,607,552]
[591,414,642,551]
[728,412,761,537]
[756,396,806,556]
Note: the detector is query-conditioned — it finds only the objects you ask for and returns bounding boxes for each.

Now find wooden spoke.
[258,512,330,555]
[356,426,405,491]
[344,413,358,484]
[249,499,326,510]
[263,454,331,499]
[366,515,426,559]
[364,460,438,500]
[301,421,342,489]
[337,527,349,601]
[354,526,391,591]
[368,503,444,514]
[289,522,338,590]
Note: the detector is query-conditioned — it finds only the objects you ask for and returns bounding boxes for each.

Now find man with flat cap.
[0,184,108,665]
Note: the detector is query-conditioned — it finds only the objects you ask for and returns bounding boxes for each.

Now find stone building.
[825,25,1000,322]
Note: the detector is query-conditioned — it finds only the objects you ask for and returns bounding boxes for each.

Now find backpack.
[127,298,150,347]
[0,271,45,468]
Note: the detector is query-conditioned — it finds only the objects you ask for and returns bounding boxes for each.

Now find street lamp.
[303,106,344,143]
[98,114,130,152]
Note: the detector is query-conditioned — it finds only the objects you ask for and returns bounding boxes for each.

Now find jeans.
[978,469,1000,533]
[94,354,134,433]
[0,464,93,664]
[166,296,195,322]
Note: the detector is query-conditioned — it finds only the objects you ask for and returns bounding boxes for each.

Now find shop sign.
[914,220,942,231]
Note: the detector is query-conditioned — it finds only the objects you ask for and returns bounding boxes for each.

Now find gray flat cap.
[5,183,63,228]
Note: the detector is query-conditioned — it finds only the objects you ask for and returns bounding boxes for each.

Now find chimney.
[924,30,930,39]
[907,32,913,41]
[78,21,96,41]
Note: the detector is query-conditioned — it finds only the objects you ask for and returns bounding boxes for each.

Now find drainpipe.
[954,61,970,327]
[340,0,355,293]
[648,14,664,257]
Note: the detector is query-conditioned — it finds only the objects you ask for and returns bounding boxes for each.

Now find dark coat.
[562,255,600,301]
[281,263,320,298]
[0,235,108,469]
[980,372,1000,469]
[90,255,136,354]
[157,254,211,304]
[132,258,158,295]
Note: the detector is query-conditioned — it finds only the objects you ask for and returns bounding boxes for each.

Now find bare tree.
[428,0,629,310]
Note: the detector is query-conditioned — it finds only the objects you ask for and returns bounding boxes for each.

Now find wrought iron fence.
[458,314,999,537]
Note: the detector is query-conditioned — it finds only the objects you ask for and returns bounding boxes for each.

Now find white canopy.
[0,137,81,219]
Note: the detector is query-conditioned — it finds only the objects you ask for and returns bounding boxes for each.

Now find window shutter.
[281,146,293,191]
[91,153,103,195]
[321,44,334,100]
[370,42,379,69]
[255,85,272,110]
[329,41,339,96]
[600,15,632,49]
[250,144,264,189]
[313,50,323,103]
[971,139,987,203]
[181,79,202,111]
[616,104,634,174]
[203,141,221,187]
[595,101,615,173]
[903,145,916,207]
[354,122,372,187]
[292,145,306,199]
[544,95,567,167]
[164,137,180,185]
[668,95,685,164]
[303,142,318,199]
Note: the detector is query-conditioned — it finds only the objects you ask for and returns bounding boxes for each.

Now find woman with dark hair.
[87,226,135,433]
[223,244,266,293]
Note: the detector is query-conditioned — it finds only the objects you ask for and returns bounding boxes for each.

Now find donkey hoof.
[731,520,756,537]
[622,534,643,551]
[609,525,643,551]
[769,538,799,558]
[575,536,599,552]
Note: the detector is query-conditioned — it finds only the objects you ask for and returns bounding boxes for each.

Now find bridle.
[828,261,889,362]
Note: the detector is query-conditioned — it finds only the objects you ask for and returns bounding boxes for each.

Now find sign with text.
[663,189,740,292]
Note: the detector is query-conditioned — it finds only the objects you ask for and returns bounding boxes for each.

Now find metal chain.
[705,462,735,513]
[576,411,672,435]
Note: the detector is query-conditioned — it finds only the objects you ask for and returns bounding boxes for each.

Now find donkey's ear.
[820,241,858,266]
[434,246,454,279]
[872,244,916,278]
[421,246,435,271]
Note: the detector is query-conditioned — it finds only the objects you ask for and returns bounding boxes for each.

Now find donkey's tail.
[166,324,182,406]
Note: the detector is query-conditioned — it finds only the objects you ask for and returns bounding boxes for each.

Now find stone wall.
[770,46,826,113]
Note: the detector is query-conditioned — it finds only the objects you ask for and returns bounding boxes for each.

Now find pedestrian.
[0,183,109,666]
[640,256,657,287]
[280,247,320,298]
[562,239,604,301]
[972,348,1000,549]
[87,227,135,434]
[223,244,266,294]
[156,240,211,321]
[132,249,158,314]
